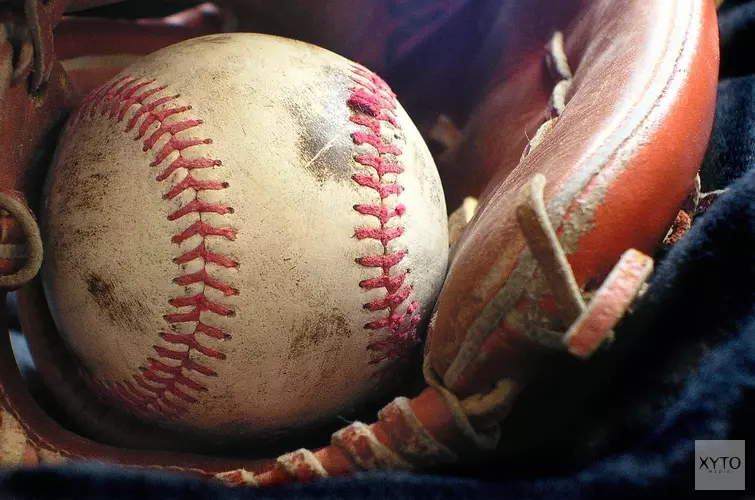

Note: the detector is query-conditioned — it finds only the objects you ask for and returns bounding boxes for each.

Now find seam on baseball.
[69,74,236,419]
[347,64,421,370]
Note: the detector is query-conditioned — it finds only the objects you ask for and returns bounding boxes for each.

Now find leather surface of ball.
[40,33,448,439]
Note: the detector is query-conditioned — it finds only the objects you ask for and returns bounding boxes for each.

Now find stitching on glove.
[276,448,329,481]
[521,32,573,161]
[215,469,259,486]
[377,396,457,464]
[332,421,414,471]
[0,190,42,289]
[516,174,586,325]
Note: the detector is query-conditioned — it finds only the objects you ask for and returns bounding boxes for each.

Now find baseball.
[40,33,448,440]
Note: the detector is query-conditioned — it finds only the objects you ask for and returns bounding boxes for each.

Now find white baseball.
[40,33,448,439]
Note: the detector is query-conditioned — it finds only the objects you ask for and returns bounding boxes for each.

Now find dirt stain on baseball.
[53,158,110,214]
[85,273,151,333]
[282,65,354,184]
[288,311,350,359]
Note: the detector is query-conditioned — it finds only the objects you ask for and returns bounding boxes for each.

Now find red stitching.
[348,65,421,367]
[74,75,236,419]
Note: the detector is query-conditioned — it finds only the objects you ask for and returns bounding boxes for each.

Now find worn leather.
[0,26,74,198]
[55,5,224,94]
[0,0,719,486]
[1,0,124,13]
[428,0,719,397]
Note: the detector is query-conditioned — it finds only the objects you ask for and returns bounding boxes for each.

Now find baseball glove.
[0,0,719,486]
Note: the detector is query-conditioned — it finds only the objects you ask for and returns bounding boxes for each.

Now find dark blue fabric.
[3,2,755,498]
[719,0,755,78]
[700,75,755,189]
[703,1,755,190]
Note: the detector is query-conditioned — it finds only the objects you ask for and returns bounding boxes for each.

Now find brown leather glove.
[0,0,718,486]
